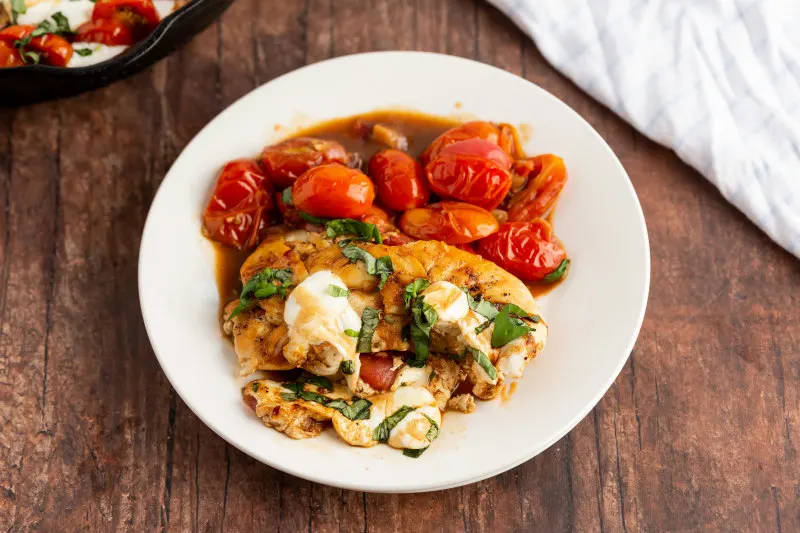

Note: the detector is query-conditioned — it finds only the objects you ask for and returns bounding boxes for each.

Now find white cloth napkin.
[489,0,800,259]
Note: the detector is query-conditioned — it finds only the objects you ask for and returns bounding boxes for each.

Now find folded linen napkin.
[489,0,800,258]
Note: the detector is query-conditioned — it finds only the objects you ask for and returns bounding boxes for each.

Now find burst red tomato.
[92,0,160,38]
[261,137,349,188]
[358,353,400,391]
[425,151,513,211]
[292,164,375,219]
[368,149,429,211]
[399,202,499,244]
[507,155,568,221]
[438,138,512,168]
[0,41,23,67]
[477,220,567,282]
[0,25,73,67]
[74,19,135,45]
[203,159,273,249]
[419,121,501,167]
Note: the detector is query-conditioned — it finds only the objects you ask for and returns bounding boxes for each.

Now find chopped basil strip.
[339,360,355,374]
[297,390,330,404]
[373,405,415,442]
[423,414,439,442]
[228,267,293,319]
[326,218,382,245]
[14,12,73,58]
[74,48,93,57]
[543,259,570,283]
[403,279,430,310]
[251,382,259,392]
[466,346,497,381]
[339,398,372,420]
[299,212,329,225]
[325,398,348,410]
[429,370,437,381]
[11,0,26,22]
[491,303,540,348]
[460,288,500,321]
[475,321,492,335]
[341,245,394,290]
[403,448,427,458]
[281,187,293,206]
[297,374,333,391]
[356,307,380,352]
[407,298,438,366]
[327,284,350,297]
[344,329,360,338]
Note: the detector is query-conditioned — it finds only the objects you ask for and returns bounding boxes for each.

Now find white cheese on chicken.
[18,0,94,29]
[496,323,548,378]
[391,364,431,390]
[283,270,361,380]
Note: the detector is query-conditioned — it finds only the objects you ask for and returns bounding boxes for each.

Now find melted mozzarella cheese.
[421,281,469,322]
[68,43,128,68]
[391,364,431,390]
[153,0,174,20]
[496,321,548,378]
[18,0,94,29]
[283,270,361,379]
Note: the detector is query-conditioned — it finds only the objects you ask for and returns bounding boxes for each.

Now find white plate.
[139,51,650,493]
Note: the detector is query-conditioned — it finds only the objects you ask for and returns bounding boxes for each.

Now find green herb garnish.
[280,381,373,420]
[326,218,382,245]
[327,284,350,297]
[281,187,293,206]
[403,448,427,458]
[228,267,293,319]
[475,321,492,335]
[299,211,329,225]
[423,413,439,441]
[297,374,333,391]
[74,48,93,57]
[339,398,372,420]
[356,307,380,352]
[466,346,497,380]
[407,298,438,367]
[460,288,499,321]
[491,303,540,348]
[11,0,26,22]
[344,329,360,338]
[341,245,394,290]
[251,382,259,392]
[543,259,570,283]
[373,405,415,442]
[403,279,430,310]
[339,360,355,374]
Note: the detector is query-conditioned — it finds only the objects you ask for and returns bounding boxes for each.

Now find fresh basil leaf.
[325,398,348,411]
[281,187,293,206]
[297,374,333,391]
[475,321,492,335]
[373,405,415,442]
[251,382,259,392]
[326,218,382,244]
[466,346,497,380]
[229,267,293,319]
[403,448,427,458]
[423,414,439,442]
[339,360,355,374]
[344,329,360,338]
[297,390,331,404]
[543,259,570,283]
[403,278,430,310]
[282,382,302,395]
[356,307,380,352]
[460,288,499,321]
[491,303,540,348]
[327,284,350,297]
[281,392,297,401]
[339,398,372,420]
[299,212,329,224]
[11,0,26,21]
[408,298,438,365]
[74,48,93,57]
[20,49,41,64]
[50,11,73,33]
[341,245,394,290]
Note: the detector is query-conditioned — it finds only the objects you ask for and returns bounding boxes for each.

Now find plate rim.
[138,50,651,493]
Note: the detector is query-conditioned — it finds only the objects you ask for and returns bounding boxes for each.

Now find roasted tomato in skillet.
[425,139,513,211]
[507,154,567,221]
[74,19,135,46]
[477,220,567,282]
[292,164,375,219]
[203,159,274,249]
[0,25,73,66]
[399,202,499,244]
[368,149,429,211]
[261,137,349,188]
[92,0,160,38]
[0,41,24,67]
[419,121,516,166]
[359,353,400,391]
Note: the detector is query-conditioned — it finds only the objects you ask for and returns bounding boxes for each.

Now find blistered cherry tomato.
[507,155,567,221]
[420,122,500,166]
[425,152,512,210]
[358,353,399,391]
[292,164,375,219]
[261,137,349,188]
[438,138,512,168]
[92,0,160,38]
[399,202,499,244]
[477,220,567,281]
[203,159,273,249]
[0,26,73,67]
[368,149,429,211]
[0,41,23,67]
[74,19,135,45]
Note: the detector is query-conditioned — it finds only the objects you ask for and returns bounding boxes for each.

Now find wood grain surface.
[1,1,799,531]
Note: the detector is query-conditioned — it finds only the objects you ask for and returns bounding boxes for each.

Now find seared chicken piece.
[447,394,477,413]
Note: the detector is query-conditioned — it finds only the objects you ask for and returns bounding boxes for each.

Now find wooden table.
[2,1,798,531]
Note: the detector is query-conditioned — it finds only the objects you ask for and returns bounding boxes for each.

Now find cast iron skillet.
[0,0,233,106]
